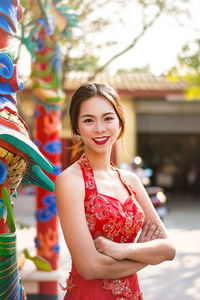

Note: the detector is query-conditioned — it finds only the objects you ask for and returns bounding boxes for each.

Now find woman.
[55,82,176,299]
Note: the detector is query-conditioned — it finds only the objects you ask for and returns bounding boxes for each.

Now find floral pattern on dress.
[59,275,76,292]
[64,153,145,299]
[80,153,144,244]
[103,279,143,299]
[103,278,132,298]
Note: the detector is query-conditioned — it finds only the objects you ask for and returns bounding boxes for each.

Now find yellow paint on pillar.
[116,97,136,167]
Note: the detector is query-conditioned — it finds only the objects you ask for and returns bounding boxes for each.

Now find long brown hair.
[69,82,125,159]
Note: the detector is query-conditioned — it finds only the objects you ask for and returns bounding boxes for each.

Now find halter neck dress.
[63,153,145,299]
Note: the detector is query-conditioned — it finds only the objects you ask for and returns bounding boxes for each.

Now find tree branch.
[88,8,162,81]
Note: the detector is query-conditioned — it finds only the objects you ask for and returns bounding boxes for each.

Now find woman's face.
[77,96,120,154]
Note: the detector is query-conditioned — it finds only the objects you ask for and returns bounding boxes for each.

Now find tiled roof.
[63,72,186,92]
[23,72,186,97]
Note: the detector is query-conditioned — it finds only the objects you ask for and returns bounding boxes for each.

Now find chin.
[86,145,111,155]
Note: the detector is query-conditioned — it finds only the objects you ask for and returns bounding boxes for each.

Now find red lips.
[92,136,110,145]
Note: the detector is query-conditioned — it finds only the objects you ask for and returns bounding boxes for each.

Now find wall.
[116,96,136,167]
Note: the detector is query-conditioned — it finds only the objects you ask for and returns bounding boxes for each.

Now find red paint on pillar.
[35,103,61,295]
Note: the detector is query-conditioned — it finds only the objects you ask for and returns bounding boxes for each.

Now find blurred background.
[12,0,200,299]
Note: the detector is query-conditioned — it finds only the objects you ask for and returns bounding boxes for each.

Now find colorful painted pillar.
[0,1,55,299]
[25,1,78,298]
[33,30,62,296]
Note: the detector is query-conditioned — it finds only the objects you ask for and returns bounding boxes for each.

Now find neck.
[84,148,112,172]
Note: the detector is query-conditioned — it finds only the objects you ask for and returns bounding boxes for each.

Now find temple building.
[21,72,200,193]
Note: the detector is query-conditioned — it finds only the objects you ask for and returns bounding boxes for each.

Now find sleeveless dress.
[63,153,145,300]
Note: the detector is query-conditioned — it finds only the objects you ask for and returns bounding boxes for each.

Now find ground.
[13,191,200,300]
[139,193,200,300]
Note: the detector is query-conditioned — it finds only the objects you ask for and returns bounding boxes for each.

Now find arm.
[55,165,147,280]
[95,171,176,265]
[95,235,175,265]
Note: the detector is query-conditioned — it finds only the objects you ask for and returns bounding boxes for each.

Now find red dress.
[63,153,145,299]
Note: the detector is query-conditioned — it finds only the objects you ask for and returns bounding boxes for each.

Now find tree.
[116,64,151,74]
[168,39,200,99]
[17,0,194,81]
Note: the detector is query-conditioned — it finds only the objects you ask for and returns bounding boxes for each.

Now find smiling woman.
[77,95,120,157]
[55,82,176,300]
[69,82,125,161]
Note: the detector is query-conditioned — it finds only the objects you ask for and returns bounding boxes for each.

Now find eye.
[83,118,93,123]
[104,116,114,121]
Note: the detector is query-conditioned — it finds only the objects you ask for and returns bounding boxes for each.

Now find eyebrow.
[80,112,115,118]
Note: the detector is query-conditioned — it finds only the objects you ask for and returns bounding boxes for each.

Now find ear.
[76,127,80,135]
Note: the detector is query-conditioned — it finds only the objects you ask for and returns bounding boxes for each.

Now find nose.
[94,120,105,133]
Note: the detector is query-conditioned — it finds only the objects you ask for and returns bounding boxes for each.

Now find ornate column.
[25,1,78,298]
[0,1,55,299]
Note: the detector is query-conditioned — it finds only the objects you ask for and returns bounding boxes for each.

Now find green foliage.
[169,39,200,100]
[17,0,193,77]
[68,55,100,72]
[177,39,200,72]
[117,64,151,74]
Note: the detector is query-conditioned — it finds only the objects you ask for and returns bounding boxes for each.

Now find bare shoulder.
[119,168,142,190]
[55,161,84,200]
[56,161,81,183]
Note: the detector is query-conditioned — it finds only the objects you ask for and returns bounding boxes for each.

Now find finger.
[94,236,103,245]
[137,229,147,243]
[141,219,151,235]
[94,239,101,250]
[137,219,150,242]
[145,223,157,241]
[158,231,164,239]
[95,236,104,242]
[151,229,160,240]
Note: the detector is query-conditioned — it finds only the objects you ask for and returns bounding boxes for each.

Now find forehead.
[79,96,115,115]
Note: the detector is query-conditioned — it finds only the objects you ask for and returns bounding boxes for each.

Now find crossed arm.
[55,166,176,281]
[94,171,176,266]
[94,218,175,265]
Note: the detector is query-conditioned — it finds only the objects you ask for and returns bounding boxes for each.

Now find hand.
[94,236,125,260]
[137,219,163,243]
